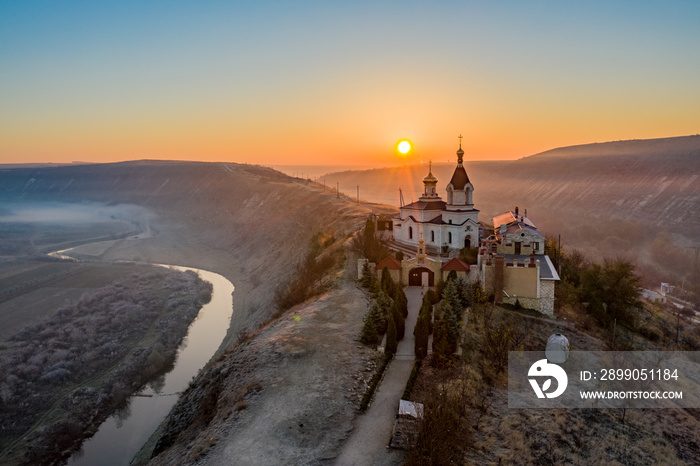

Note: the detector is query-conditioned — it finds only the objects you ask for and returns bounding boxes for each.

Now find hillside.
[0,161,402,464]
[0,161,388,343]
[523,134,700,160]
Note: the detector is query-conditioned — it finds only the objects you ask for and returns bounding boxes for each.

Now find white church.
[392,142,480,253]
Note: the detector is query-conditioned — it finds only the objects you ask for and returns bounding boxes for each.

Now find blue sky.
[1,1,699,164]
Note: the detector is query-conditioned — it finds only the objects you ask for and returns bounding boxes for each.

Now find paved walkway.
[334,287,424,466]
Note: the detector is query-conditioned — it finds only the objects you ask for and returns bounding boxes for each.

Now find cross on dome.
[456,134,464,165]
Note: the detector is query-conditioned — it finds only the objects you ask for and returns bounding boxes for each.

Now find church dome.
[423,166,438,186]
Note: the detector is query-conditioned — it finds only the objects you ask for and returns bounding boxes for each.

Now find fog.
[0,201,152,225]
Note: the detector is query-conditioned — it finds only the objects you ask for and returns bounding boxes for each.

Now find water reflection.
[68,267,234,466]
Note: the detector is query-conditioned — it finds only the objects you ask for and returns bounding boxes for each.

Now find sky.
[1,1,699,166]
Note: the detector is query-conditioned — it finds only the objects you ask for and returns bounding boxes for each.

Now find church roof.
[441,257,470,271]
[376,256,402,270]
[448,165,470,190]
[401,199,446,211]
[423,162,438,185]
[493,211,537,230]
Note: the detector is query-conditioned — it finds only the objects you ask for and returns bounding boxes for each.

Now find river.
[66,265,235,465]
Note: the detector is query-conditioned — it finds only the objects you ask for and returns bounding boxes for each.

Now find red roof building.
[441,257,470,272]
[376,256,402,270]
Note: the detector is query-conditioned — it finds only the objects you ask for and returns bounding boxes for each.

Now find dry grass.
[408,302,700,465]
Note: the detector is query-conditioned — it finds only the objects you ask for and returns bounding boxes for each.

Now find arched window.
[409,226,413,240]
[465,236,471,248]
[431,231,435,242]
[448,232,452,243]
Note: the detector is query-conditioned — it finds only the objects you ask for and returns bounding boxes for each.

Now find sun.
[397,140,411,154]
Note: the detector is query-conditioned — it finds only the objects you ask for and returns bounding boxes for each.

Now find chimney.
[524,208,527,218]
[515,206,519,216]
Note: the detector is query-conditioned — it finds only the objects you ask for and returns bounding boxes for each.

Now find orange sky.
[2,2,699,166]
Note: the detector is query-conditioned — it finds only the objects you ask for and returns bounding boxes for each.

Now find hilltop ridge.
[521,134,700,161]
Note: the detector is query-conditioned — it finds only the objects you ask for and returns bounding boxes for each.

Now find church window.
[534,241,539,251]
[431,231,435,242]
[448,232,452,243]
[409,226,413,239]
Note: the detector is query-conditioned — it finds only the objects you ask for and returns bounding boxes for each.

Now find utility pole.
[357,185,360,205]
[558,234,562,276]
[336,182,339,199]
[399,188,404,207]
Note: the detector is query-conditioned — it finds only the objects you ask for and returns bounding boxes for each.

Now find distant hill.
[522,134,700,160]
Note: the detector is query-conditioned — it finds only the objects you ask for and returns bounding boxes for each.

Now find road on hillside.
[334,286,424,466]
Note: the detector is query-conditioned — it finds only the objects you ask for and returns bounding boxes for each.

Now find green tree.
[381,266,395,296]
[581,258,641,326]
[393,286,408,318]
[360,261,373,288]
[352,217,389,263]
[456,277,470,309]
[431,315,453,368]
[386,314,398,355]
[368,301,387,335]
[360,316,380,347]
[414,312,429,359]
[424,288,439,305]
[391,301,405,340]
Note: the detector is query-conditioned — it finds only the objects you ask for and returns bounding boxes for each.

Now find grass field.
[0,262,212,464]
[0,261,156,342]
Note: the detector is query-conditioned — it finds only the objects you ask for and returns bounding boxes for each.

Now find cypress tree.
[386,314,398,355]
[360,261,373,288]
[392,301,405,340]
[414,313,429,359]
[381,266,395,296]
[360,315,380,347]
[369,301,387,335]
[368,272,381,294]
[394,286,408,318]
[431,316,453,367]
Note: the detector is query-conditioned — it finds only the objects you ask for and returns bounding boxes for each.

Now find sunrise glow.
[1,2,699,166]
[398,141,411,154]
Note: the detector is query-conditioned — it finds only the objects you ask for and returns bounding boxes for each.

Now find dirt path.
[147,264,378,466]
[334,286,424,466]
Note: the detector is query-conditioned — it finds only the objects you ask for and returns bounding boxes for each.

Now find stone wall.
[539,280,555,316]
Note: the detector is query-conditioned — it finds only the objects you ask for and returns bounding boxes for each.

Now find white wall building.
[392,143,480,252]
